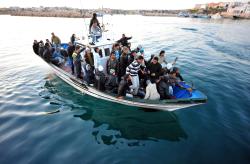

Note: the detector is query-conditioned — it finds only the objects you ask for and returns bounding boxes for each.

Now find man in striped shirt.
[126,55,144,95]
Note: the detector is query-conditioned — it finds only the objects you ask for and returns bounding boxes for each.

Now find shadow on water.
[40,74,188,145]
[180,27,198,32]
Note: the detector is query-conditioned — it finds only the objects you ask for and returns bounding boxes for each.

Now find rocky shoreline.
[0,7,183,18]
[0,7,249,19]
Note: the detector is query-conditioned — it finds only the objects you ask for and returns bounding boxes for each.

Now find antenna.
[79,0,89,43]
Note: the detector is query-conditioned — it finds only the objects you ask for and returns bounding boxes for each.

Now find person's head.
[68,42,73,46]
[172,67,180,74]
[46,39,50,42]
[122,46,129,54]
[51,32,55,36]
[130,50,137,57]
[136,55,144,64]
[86,48,91,54]
[114,43,120,50]
[75,45,81,52]
[56,47,60,52]
[152,56,159,64]
[159,50,165,57]
[72,34,75,37]
[123,74,131,81]
[93,13,97,18]
[110,51,116,60]
[122,34,125,38]
[39,43,44,47]
[137,44,142,50]
[170,68,177,77]
[45,42,50,48]
[34,40,38,44]
[94,47,99,53]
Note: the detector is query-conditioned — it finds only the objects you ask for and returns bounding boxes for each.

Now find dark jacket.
[33,43,39,55]
[67,45,75,58]
[85,53,94,66]
[106,58,119,75]
[117,76,131,97]
[119,54,129,77]
[43,47,52,63]
[38,47,44,57]
[89,18,101,32]
[158,74,178,99]
[117,37,132,47]
[147,62,162,80]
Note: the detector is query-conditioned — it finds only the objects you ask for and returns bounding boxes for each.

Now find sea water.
[0,15,249,164]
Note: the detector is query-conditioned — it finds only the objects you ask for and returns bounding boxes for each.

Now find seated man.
[147,56,162,83]
[51,47,64,66]
[105,52,119,92]
[90,22,102,45]
[117,74,132,99]
[43,43,52,63]
[172,67,184,81]
[33,40,39,55]
[95,66,106,91]
[144,80,160,100]
[38,41,44,57]
[156,69,179,99]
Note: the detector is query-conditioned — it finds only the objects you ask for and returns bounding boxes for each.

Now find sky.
[0,0,248,10]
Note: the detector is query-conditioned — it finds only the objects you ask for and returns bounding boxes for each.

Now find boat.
[178,12,189,17]
[190,14,211,19]
[211,13,222,19]
[34,37,207,111]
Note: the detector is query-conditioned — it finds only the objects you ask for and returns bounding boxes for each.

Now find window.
[104,48,110,57]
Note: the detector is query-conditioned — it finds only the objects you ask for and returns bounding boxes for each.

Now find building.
[194,4,207,9]
[226,2,250,18]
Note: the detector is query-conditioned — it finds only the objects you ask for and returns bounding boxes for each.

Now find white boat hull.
[48,63,203,111]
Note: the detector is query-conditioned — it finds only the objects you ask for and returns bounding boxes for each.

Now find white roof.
[75,34,116,48]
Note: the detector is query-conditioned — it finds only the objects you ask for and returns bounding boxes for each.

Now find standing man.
[126,55,144,95]
[51,32,61,48]
[117,34,132,47]
[90,22,102,45]
[147,56,162,83]
[67,42,75,74]
[72,45,83,79]
[89,13,101,33]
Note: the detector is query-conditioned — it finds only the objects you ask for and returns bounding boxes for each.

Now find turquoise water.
[0,15,250,164]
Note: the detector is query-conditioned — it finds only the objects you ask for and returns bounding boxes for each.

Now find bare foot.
[117,96,124,99]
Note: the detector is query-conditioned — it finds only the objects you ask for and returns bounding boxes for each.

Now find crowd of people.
[32,13,190,101]
[33,34,188,101]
